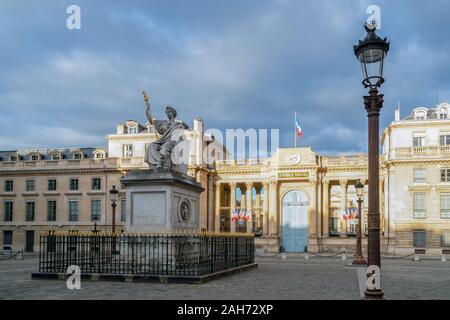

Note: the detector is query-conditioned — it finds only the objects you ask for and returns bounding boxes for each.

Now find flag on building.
[244,210,251,221]
[295,113,303,138]
[232,208,239,222]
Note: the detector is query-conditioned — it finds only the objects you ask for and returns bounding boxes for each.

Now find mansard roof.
[403,103,449,120]
[0,147,107,161]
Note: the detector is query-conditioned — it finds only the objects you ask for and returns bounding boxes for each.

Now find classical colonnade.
[213,177,385,240]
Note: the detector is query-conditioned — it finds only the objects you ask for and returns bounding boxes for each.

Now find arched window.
[51,153,61,160]
[30,154,40,161]
[73,153,83,160]
[93,151,105,159]
[9,155,18,162]
[439,108,448,119]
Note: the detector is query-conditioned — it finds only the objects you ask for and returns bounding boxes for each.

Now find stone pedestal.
[121,170,204,233]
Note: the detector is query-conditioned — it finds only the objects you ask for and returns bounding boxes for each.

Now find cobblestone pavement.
[1,254,449,300]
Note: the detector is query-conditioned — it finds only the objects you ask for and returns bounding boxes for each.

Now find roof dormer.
[8,153,20,162]
[72,150,85,160]
[28,152,43,161]
[412,107,429,121]
[48,150,63,160]
[93,149,106,159]
[437,103,449,120]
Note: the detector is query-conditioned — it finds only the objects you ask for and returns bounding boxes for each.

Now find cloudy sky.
[0,0,448,155]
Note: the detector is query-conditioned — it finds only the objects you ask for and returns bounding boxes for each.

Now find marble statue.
[143,92,189,171]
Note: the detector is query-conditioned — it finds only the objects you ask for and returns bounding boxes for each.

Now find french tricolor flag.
[295,113,303,138]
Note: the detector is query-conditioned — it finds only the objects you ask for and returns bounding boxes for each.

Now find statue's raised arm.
[143,91,154,126]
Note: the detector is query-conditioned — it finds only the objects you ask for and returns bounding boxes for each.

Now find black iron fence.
[39,231,254,276]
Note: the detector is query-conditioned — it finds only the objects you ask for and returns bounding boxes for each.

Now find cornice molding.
[0,168,122,176]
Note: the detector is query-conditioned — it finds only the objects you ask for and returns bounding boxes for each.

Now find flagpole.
[294,111,297,148]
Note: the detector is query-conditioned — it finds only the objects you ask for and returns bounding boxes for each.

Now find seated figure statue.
[144,99,189,171]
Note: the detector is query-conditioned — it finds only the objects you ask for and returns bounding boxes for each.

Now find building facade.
[1,103,450,256]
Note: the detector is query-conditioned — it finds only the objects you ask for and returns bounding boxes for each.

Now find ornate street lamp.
[353,180,367,265]
[354,21,389,299]
[109,185,119,233]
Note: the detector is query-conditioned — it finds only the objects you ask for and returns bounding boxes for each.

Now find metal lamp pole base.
[352,198,367,265]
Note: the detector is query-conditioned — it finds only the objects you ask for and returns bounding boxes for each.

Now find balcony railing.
[117,157,146,169]
[0,158,116,170]
[216,159,270,167]
[322,155,368,166]
[395,146,450,159]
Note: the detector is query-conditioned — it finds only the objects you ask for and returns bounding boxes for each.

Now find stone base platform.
[31,263,258,284]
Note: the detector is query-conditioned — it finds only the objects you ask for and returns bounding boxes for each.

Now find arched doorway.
[281,190,309,253]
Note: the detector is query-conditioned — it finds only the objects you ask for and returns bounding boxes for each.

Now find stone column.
[269,180,279,236]
[214,182,221,232]
[322,179,330,237]
[246,182,253,233]
[309,179,318,238]
[263,182,269,235]
[340,180,347,235]
[230,183,237,233]
[255,186,262,232]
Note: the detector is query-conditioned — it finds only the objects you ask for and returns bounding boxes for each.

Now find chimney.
[395,101,400,121]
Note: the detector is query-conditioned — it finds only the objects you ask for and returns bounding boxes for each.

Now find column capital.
[229,182,237,189]
[245,182,253,189]
[339,179,348,186]
[270,180,279,187]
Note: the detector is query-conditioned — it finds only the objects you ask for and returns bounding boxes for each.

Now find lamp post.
[109,185,119,233]
[353,21,389,299]
[353,180,367,265]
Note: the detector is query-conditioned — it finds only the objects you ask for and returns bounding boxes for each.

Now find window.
[47,200,57,221]
[414,111,426,120]
[92,178,101,190]
[26,179,35,192]
[30,154,40,161]
[441,194,450,219]
[4,201,13,221]
[91,199,101,221]
[413,136,425,147]
[441,232,450,247]
[413,168,426,183]
[48,179,57,191]
[9,155,17,162]
[70,178,79,191]
[329,216,340,236]
[3,231,13,245]
[121,198,126,222]
[128,126,138,134]
[413,230,427,248]
[51,154,61,160]
[73,153,82,160]
[5,180,13,192]
[441,169,450,182]
[26,201,35,221]
[69,200,79,222]
[122,144,133,158]
[413,193,426,219]
[440,135,450,146]
[94,152,104,159]
[439,109,448,119]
